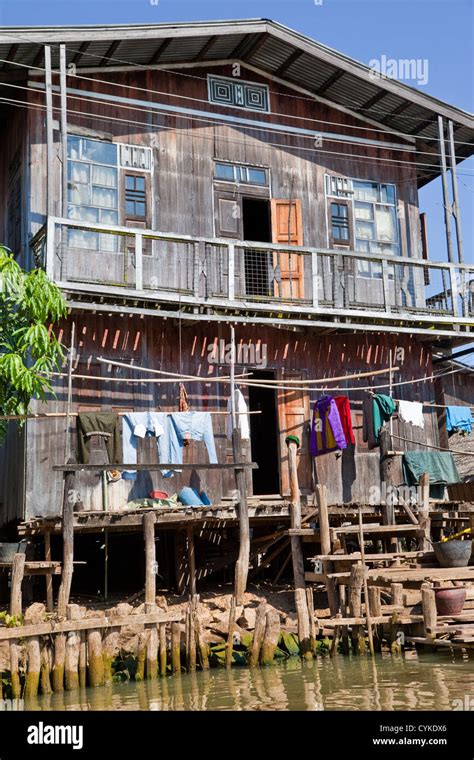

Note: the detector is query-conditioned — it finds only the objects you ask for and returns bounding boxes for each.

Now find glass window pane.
[68,184,90,205]
[68,161,89,184]
[215,163,235,180]
[380,184,396,204]
[67,205,98,223]
[99,209,118,224]
[91,186,118,208]
[354,202,374,221]
[67,135,81,160]
[355,220,375,240]
[375,205,397,242]
[81,139,117,165]
[92,165,117,188]
[353,181,379,202]
[248,168,266,185]
[68,229,98,250]
[135,202,146,217]
[98,233,118,252]
[135,177,145,191]
[355,239,370,252]
[125,175,135,190]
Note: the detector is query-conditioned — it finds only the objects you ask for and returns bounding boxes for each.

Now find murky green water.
[20,651,474,711]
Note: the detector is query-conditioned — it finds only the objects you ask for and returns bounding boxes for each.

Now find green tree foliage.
[0,246,67,437]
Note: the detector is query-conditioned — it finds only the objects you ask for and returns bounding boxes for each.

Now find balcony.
[32,217,474,337]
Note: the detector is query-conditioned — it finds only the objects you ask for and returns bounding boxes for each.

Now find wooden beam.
[275,49,303,77]
[0,43,19,71]
[149,38,173,65]
[52,462,257,472]
[235,31,270,61]
[195,35,218,61]
[381,100,412,125]
[72,41,90,66]
[316,69,345,95]
[100,40,121,67]
[360,90,388,111]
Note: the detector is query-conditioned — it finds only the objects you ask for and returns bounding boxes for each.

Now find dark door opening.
[242,197,272,297]
[248,370,280,495]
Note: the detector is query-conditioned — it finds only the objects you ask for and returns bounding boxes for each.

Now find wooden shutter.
[277,370,312,495]
[270,199,304,300]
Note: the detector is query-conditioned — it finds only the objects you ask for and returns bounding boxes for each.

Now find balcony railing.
[37,216,474,331]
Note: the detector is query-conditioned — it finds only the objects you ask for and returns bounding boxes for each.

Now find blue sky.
[1,0,473,357]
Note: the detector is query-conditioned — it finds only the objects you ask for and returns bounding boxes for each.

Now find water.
[21,651,474,711]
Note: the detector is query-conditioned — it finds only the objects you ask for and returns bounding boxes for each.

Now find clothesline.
[0,410,260,421]
[390,433,474,457]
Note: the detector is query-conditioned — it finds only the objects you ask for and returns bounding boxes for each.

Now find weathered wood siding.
[13,314,441,520]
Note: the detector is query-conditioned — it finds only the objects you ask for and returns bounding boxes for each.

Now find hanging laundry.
[77,412,121,465]
[310,395,347,457]
[403,451,460,490]
[446,406,473,435]
[169,411,218,465]
[398,400,425,429]
[334,396,355,445]
[122,412,171,479]
[362,397,378,449]
[372,394,397,442]
[178,383,190,412]
[226,388,250,441]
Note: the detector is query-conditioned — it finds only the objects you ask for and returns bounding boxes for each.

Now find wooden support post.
[103,615,119,686]
[286,436,312,659]
[10,642,21,699]
[44,45,55,218]
[187,601,197,672]
[438,115,455,263]
[249,601,267,667]
[40,642,53,695]
[171,622,182,674]
[52,633,66,692]
[157,596,168,677]
[44,531,53,612]
[260,609,281,666]
[79,629,87,689]
[65,604,81,690]
[10,553,25,618]
[135,631,148,682]
[421,582,437,639]
[358,507,375,656]
[379,429,398,554]
[391,582,403,608]
[87,629,105,687]
[225,595,236,669]
[233,430,250,605]
[144,512,158,679]
[368,586,383,652]
[186,526,196,598]
[418,473,431,551]
[349,564,366,654]
[306,587,317,655]
[193,597,209,670]
[315,484,339,616]
[24,607,41,698]
[390,582,404,654]
[57,465,76,617]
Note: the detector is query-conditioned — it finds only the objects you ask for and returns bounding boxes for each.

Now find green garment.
[77,412,121,465]
[402,451,460,486]
[373,394,397,442]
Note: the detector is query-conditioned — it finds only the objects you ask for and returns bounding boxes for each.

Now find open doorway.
[248,369,280,495]
[242,197,272,297]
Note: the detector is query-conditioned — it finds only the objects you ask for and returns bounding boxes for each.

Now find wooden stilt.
[171,622,182,673]
[102,614,119,686]
[225,595,236,669]
[24,607,41,698]
[193,597,209,670]
[306,587,317,654]
[358,507,375,656]
[368,586,383,652]
[143,512,158,679]
[380,429,398,554]
[187,601,197,672]
[10,553,25,618]
[65,604,81,690]
[10,642,21,699]
[78,630,87,689]
[260,609,281,666]
[52,633,66,692]
[40,642,53,695]
[87,629,105,687]
[57,465,76,617]
[349,564,366,654]
[249,601,266,667]
[186,526,196,597]
[286,436,312,659]
[157,596,168,677]
[44,531,53,612]
[315,484,339,616]
[135,631,148,681]
[419,473,431,551]
[421,582,437,639]
[233,429,250,605]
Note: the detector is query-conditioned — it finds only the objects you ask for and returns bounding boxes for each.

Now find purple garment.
[310,395,347,457]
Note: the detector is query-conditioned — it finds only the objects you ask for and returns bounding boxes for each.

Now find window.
[330,202,350,244]
[326,175,399,278]
[208,75,270,113]
[214,162,268,186]
[125,175,147,219]
[67,136,119,252]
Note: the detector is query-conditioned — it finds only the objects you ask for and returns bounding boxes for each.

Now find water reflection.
[23,650,474,712]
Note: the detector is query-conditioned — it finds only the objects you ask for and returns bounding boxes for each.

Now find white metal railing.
[40,216,474,326]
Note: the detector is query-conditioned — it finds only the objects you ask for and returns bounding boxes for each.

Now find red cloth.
[334,396,355,445]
